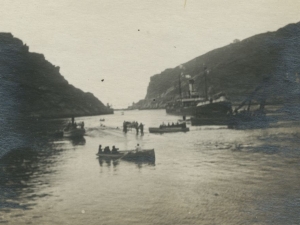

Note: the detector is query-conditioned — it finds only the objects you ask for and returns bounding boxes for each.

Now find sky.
[1,0,300,108]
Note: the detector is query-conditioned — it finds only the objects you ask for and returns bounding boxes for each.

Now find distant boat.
[63,127,85,138]
[149,123,189,133]
[96,149,155,162]
[63,121,85,138]
[228,110,268,129]
[100,118,105,122]
[166,67,232,124]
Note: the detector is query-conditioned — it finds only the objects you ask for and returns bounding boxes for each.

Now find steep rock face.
[0,33,112,118]
[0,33,112,157]
[132,22,300,109]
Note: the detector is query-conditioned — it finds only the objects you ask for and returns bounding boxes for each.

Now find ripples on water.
[0,110,299,225]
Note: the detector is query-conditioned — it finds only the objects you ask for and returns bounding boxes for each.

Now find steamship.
[166,71,232,125]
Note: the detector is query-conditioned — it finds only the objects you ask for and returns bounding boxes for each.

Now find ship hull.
[166,106,197,116]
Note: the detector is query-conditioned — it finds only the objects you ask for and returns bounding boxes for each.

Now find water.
[0,110,299,225]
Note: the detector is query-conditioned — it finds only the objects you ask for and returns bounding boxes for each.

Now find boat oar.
[117,150,135,161]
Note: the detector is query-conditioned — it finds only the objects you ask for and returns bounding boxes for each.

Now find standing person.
[139,123,144,135]
[124,123,128,133]
[123,121,126,132]
[71,115,75,125]
[135,123,139,135]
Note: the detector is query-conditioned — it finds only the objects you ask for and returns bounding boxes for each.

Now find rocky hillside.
[0,33,113,118]
[131,22,300,109]
[0,33,112,158]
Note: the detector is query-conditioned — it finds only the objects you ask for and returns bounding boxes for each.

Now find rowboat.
[148,127,189,133]
[63,127,85,138]
[96,149,155,162]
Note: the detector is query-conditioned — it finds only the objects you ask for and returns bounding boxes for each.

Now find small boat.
[96,149,155,162]
[63,127,85,138]
[149,126,189,133]
[100,119,105,122]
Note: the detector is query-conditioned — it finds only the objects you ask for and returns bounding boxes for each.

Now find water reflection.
[0,147,55,211]
[1,111,299,225]
[70,137,86,146]
[97,157,155,168]
[98,158,119,168]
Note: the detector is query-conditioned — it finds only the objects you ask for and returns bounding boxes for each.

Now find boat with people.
[149,122,189,133]
[96,149,155,162]
[122,121,144,135]
[63,116,85,138]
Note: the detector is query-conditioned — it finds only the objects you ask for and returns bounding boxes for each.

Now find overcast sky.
[1,0,300,108]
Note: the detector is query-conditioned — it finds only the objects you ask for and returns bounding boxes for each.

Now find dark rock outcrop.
[0,33,112,157]
[131,22,300,110]
[0,33,113,118]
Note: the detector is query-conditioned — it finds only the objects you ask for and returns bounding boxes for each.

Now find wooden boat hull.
[63,128,85,138]
[148,127,189,133]
[97,149,155,162]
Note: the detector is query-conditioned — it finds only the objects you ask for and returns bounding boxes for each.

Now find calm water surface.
[0,110,299,225]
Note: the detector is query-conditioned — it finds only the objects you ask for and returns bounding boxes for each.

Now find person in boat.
[112,146,119,154]
[71,116,75,125]
[80,121,84,129]
[98,145,103,154]
[139,123,144,135]
[135,144,142,152]
[104,146,111,154]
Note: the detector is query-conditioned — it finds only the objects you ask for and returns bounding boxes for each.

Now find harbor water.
[0,109,299,225]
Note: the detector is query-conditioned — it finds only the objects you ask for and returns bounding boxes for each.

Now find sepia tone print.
[0,1,299,225]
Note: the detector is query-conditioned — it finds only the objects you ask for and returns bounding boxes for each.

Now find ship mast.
[178,65,184,102]
[178,72,182,100]
[203,65,209,101]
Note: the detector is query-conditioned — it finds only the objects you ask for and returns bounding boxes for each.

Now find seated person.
[104,146,111,154]
[98,145,103,154]
[112,146,119,154]
[135,144,142,152]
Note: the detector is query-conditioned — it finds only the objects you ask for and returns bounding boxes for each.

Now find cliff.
[0,33,112,158]
[0,33,112,118]
[131,22,300,110]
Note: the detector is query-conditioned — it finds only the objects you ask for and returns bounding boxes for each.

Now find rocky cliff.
[0,33,112,158]
[131,22,300,110]
[0,33,112,118]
